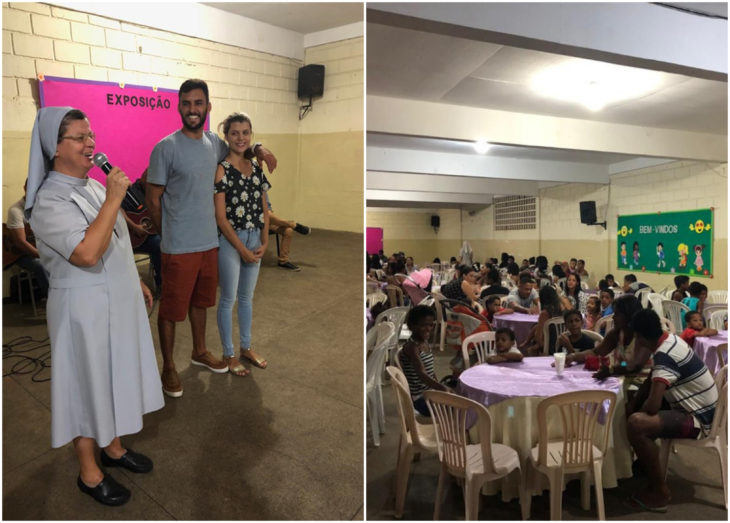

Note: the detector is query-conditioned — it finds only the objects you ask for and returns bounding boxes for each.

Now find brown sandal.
[240,348,268,369]
[226,356,250,377]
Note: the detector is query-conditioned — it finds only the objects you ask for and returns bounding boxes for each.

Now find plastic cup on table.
[554,351,566,376]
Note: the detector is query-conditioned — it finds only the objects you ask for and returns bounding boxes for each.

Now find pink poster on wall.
[39,75,209,184]
[366,227,383,255]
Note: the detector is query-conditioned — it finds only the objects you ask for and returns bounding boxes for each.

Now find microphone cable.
[3,335,51,382]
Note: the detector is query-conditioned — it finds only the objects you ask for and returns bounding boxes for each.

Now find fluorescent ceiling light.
[473,140,491,154]
[530,59,662,111]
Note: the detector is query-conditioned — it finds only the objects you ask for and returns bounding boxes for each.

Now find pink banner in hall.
[39,75,209,183]
[366,227,383,255]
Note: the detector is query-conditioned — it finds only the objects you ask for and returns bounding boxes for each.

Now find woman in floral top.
[214,112,270,376]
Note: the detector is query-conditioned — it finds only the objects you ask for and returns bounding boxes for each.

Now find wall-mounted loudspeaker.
[579,201,597,224]
[431,215,440,228]
[298,64,325,99]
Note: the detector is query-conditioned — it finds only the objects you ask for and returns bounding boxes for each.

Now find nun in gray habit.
[26,107,164,506]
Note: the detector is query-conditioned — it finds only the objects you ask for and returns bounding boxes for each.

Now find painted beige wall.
[367,161,727,291]
[2,3,363,232]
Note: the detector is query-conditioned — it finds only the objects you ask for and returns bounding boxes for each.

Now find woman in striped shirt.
[399,305,452,416]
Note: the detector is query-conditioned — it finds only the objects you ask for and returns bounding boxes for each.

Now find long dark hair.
[539,285,562,317]
[564,272,582,298]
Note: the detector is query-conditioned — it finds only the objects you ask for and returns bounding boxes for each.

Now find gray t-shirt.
[506,288,538,309]
[147,129,227,254]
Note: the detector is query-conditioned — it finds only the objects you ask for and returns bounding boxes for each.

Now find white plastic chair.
[660,316,676,334]
[659,365,727,509]
[366,322,396,447]
[525,389,618,520]
[635,287,652,308]
[593,314,614,334]
[710,309,729,331]
[662,300,689,332]
[386,284,405,307]
[707,290,728,304]
[703,304,728,324]
[375,306,410,363]
[432,292,448,351]
[386,366,439,518]
[424,390,527,520]
[367,291,388,309]
[717,344,727,369]
[646,293,665,317]
[581,329,603,346]
[542,316,567,355]
[461,331,496,369]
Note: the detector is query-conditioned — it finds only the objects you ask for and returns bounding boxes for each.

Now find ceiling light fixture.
[529,58,662,112]
[473,140,491,154]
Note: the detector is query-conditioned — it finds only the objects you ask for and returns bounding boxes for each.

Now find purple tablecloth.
[694,330,728,375]
[458,356,622,409]
[493,312,539,346]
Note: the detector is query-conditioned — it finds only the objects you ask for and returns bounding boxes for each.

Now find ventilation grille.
[494,196,536,230]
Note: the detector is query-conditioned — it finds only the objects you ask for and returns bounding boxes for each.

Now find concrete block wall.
[2,2,365,234]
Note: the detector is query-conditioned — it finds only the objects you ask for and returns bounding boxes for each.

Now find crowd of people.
[367,247,723,513]
[15,78,318,507]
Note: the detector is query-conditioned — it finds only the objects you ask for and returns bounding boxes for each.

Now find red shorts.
[159,248,218,322]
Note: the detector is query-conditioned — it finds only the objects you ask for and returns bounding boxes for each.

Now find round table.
[694,330,728,375]
[457,357,633,501]
[493,312,540,347]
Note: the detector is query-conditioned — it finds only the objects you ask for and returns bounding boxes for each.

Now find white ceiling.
[366,3,728,210]
[204,2,363,34]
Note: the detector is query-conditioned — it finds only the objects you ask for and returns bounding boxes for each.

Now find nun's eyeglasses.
[60,132,96,143]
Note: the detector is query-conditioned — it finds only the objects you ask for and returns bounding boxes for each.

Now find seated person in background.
[584,295,601,330]
[5,181,49,299]
[671,275,690,302]
[267,198,311,271]
[625,309,718,512]
[623,273,650,294]
[576,258,589,281]
[480,294,510,328]
[604,273,621,290]
[680,311,718,348]
[440,264,480,308]
[520,285,564,355]
[486,327,524,364]
[558,309,597,353]
[506,261,521,287]
[404,256,418,274]
[551,263,566,283]
[479,267,510,299]
[120,169,161,291]
[519,258,530,271]
[680,281,708,329]
[449,256,458,267]
[505,274,539,314]
[399,305,452,416]
[567,258,578,274]
[600,288,615,317]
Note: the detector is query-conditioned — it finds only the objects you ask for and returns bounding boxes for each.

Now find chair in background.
[375,306,410,364]
[432,291,448,351]
[366,322,396,447]
[524,389,618,520]
[386,366,439,518]
[703,303,728,324]
[709,309,729,331]
[386,284,405,307]
[717,344,727,369]
[502,278,516,290]
[367,291,388,309]
[659,316,676,334]
[461,331,496,369]
[659,365,727,509]
[662,300,689,332]
[542,317,567,355]
[707,290,728,304]
[646,293,666,317]
[7,264,38,317]
[366,280,380,294]
[593,314,614,334]
[635,287,652,308]
[424,390,526,520]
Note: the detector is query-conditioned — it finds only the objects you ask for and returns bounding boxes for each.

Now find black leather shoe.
[101,449,153,473]
[77,474,130,506]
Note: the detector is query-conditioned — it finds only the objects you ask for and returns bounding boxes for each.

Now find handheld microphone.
[92,152,142,210]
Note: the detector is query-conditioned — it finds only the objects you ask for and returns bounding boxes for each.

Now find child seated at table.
[584,295,601,330]
[679,311,718,348]
[399,305,452,416]
[680,281,708,328]
[486,327,524,364]
[480,294,511,328]
[519,285,565,355]
[557,309,597,354]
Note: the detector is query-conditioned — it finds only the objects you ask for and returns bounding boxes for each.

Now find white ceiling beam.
[368,3,727,80]
[368,147,609,183]
[368,95,727,162]
[368,171,539,196]
[367,189,490,205]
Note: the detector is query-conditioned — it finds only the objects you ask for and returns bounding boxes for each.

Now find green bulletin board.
[616,209,713,278]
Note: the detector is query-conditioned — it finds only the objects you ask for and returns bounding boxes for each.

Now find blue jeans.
[216,229,261,358]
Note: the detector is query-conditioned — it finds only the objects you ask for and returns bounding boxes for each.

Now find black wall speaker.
[431,215,440,228]
[579,201,597,224]
[298,64,325,99]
